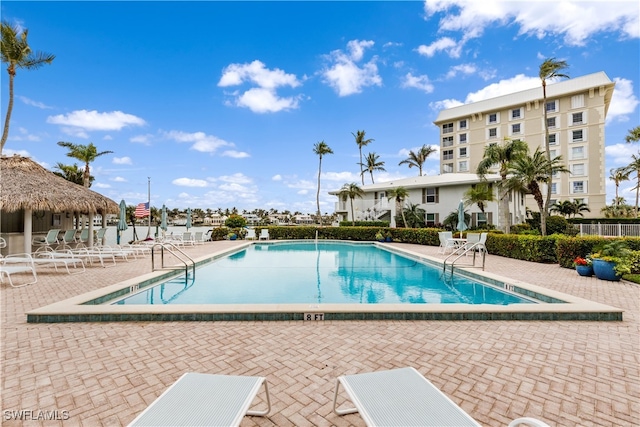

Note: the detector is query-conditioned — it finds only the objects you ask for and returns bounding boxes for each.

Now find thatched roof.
[0,155,119,214]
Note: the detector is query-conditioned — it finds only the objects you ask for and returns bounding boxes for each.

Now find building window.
[551,183,557,194]
[548,133,557,146]
[459,119,467,130]
[572,181,585,194]
[442,136,454,147]
[571,94,584,109]
[511,108,521,119]
[511,123,521,134]
[572,129,583,142]
[443,163,453,173]
[571,146,585,160]
[488,112,499,124]
[571,163,585,176]
[546,100,557,112]
[488,128,497,139]
[423,188,439,203]
[443,123,453,134]
[458,160,468,172]
[442,149,454,160]
[458,147,467,157]
[425,213,436,227]
[476,212,488,228]
[459,133,467,144]
[550,149,557,158]
[572,112,583,125]
[547,117,556,128]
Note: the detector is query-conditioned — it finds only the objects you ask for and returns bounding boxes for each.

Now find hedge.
[555,236,640,268]
[485,234,558,263]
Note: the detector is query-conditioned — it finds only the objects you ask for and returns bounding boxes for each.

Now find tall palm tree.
[398,144,437,176]
[539,57,569,234]
[625,126,640,143]
[57,141,113,187]
[402,202,426,228]
[353,130,374,185]
[549,200,574,218]
[569,200,591,218]
[463,182,495,214]
[53,162,86,186]
[609,167,631,207]
[338,182,364,226]
[387,186,409,228]
[625,153,640,217]
[360,152,385,184]
[1,21,55,153]
[506,147,570,233]
[313,140,333,225]
[476,137,528,233]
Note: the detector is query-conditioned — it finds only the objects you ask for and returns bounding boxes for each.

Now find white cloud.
[93,182,110,189]
[163,130,233,154]
[60,127,89,139]
[606,143,640,167]
[607,78,640,124]
[430,98,464,111]
[218,60,301,113]
[8,127,41,142]
[47,110,146,131]
[401,73,434,93]
[111,176,127,182]
[322,40,382,97]
[172,178,210,187]
[272,174,282,181]
[3,148,31,157]
[286,179,315,190]
[416,37,461,58]
[297,189,309,195]
[18,96,52,109]
[112,156,132,165]
[423,1,639,48]
[131,134,154,145]
[445,63,476,79]
[318,171,359,183]
[219,173,252,185]
[221,150,250,158]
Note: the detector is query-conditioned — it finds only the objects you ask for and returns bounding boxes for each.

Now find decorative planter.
[385,237,392,242]
[575,265,593,277]
[592,259,621,281]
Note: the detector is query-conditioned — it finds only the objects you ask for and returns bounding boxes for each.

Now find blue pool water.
[114,242,535,305]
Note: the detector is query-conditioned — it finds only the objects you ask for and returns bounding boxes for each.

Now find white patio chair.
[259,229,269,240]
[437,231,456,254]
[0,253,38,287]
[246,229,256,240]
[127,372,271,427]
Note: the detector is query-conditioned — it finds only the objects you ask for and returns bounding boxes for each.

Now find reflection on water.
[115,242,534,306]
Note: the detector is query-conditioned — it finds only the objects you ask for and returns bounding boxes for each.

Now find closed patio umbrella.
[457,200,468,233]
[117,199,128,244]
[160,205,168,237]
[186,208,192,230]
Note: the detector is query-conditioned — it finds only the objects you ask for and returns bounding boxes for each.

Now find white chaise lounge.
[127,372,271,427]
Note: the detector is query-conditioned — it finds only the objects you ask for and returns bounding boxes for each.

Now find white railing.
[578,223,640,237]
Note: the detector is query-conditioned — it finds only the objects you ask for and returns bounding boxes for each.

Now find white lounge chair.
[32,229,61,252]
[509,418,551,427]
[259,229,269,240]
[193,231,206,245]
[58,229,79,249]
[245,229,256,240]
[127,372,271,427]
[0,253,38,287]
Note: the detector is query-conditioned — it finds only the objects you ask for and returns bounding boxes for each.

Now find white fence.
[578,223,640,237]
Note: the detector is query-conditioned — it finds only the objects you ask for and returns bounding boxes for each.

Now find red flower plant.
[573,256,592,266]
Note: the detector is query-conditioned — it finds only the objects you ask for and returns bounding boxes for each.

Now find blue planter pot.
[575,265,593,277]
[592,259,621,281]
[385,237,392,242]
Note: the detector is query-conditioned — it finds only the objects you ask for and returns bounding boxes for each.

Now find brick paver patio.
[1,241,638,426]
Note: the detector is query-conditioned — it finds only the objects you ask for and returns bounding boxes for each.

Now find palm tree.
[476,137,528,233]
[506,147,570,234]
[609,167,631,207]
[569,200,591,218]
[1,21,55,153]
[402,202,426,228]
[398,144,437,176]
[625,126,640,143]
[338,183,364,226]
[549,200,574,218]
[463,182,495,214]
[539,57,569,235]
[360,152,385,184]
[353,130,374,185]
[313,140,333,225]
[625,153,640,217]
[57,141,113,188]
[387,186,409,228]
[53,162,86,186]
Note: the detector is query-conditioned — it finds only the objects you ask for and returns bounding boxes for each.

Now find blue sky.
[2,1,639,214]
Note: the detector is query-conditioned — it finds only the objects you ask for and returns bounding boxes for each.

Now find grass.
[622,274,640,284]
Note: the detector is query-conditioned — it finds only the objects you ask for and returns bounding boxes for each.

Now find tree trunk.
[359,149,364,185]
[541,81,550,236]
[350,198,355,226]
[1,71,16,154]
[316,158,322,225]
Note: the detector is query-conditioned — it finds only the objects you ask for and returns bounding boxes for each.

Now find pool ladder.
[442,242,487,279]
[151,242,196,282]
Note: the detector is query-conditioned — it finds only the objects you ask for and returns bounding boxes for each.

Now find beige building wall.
[434,72,614,219]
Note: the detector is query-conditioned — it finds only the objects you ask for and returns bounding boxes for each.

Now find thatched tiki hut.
[0,155,119,254]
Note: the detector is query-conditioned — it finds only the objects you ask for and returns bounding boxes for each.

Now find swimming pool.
[114,242,534,305]
[26,240,624,322]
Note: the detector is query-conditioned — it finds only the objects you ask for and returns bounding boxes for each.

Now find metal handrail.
[442,242,487,279]
[151,242,196,281]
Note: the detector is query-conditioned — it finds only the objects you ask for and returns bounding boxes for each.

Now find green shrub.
[485,234,558,263]
[510,223,531,234]
[339,220,389,227]
[225,214,247,228]
[556,236,640,268]
[545,215,570,235]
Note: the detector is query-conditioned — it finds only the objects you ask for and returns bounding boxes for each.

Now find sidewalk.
[1,241,638,426]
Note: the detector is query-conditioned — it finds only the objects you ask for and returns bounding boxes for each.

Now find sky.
[1,0,639,215]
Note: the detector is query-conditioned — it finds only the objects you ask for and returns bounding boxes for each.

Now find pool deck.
[2,241,639,426]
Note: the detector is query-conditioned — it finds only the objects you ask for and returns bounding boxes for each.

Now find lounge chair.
[127,372,271,427]
[58,229,79,249]
[0,253,38,287]
[95,227,108,245]
[246,229,256,240]
[259,229,269,240]
[75,229,90,248]
[193,231,206,245]
[31,229,61,252]
[508,418,551,427]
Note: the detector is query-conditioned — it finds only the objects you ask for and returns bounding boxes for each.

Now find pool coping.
[26,241,624,322]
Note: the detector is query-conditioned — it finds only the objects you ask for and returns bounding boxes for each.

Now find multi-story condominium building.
[433,71,615,220]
